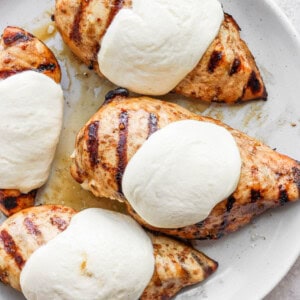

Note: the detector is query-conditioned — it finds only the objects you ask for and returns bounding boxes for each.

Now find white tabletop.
[264,0,300,299]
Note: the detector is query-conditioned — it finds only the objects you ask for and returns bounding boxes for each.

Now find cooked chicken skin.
[54,0,267,103]
[0,205,217,299]
[0,26,62,216]
[71,92,300,239]
[0,26,61,83]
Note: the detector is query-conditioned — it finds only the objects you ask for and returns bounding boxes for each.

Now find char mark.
[229,58,241,76]
[226,195,235,212]
[50,216,68,231]
[148,113,158,137]
[0,65,56,80]
[88,61,94,70]
[106,0,125,30]
[3,31,32,45]
[23,217,41,236]
[0,230,25,269]
[37,63,57,73]
[190,252,216,277]
[292,166,300,190]
[279,186,289,206]
[0,195,18,210]
[87,121,100,168]
[208,51,223,73]
[247,71,262,94]
[178,256,191,279]
[116,110,129,193]
[0,190,36,216]
[104,87,129,105]
[70,0,91,44]
[250,189,261,203]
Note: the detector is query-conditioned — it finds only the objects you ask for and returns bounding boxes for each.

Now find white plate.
[0,0,300,299]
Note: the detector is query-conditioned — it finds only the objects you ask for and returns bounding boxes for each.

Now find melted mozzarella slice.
[122,120,242,228]
[0,71,64,193]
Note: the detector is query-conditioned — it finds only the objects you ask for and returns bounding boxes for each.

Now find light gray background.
[265,0,300,299]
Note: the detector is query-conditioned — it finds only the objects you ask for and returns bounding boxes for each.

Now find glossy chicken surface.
[0,26,61,216]
[54,0,267,103]
[0,205,217,299]
[71,93,300,239]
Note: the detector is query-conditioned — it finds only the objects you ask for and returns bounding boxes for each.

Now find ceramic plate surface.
[0,0,300,299]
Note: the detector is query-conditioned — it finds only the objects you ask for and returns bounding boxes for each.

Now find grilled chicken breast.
[0,26,61,216]
[0,205,217,299]
[71,91,300,239]
[54,0,267,103]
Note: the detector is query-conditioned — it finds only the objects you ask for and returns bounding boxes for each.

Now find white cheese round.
[98,0,224,95]
[20,208,154,300]
[0,71,63,193]
[122,120,242,228]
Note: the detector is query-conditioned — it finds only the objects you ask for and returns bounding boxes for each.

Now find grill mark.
[292,166,300,190]
[70,1,91,44]
[50,216,68,231]
[116,110,129,193]
[250,189,261,203]
[226,195,235,212]
[87,121,100,168]
[104,87,129,105]
[0,230,25,269]
[178,255,191,279]
[105,0,125,33]
[246,71,262,94]
[215,202,231,239]
[148,113,158,137]
[219,196,236,240]
[208,51,223,73]
[150,269,162,288]
[279,186,289,206]
[229,58,241,76]
[3,31,32,45]
[88,61,95,70]
[190,252,215,277]
[37,63,57,73]
[0,196,18,210]
[0,190,36,216]
[23,217,41,236]
[0,65,56,80]
[100,161,116,172]
[217,220,226,239]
